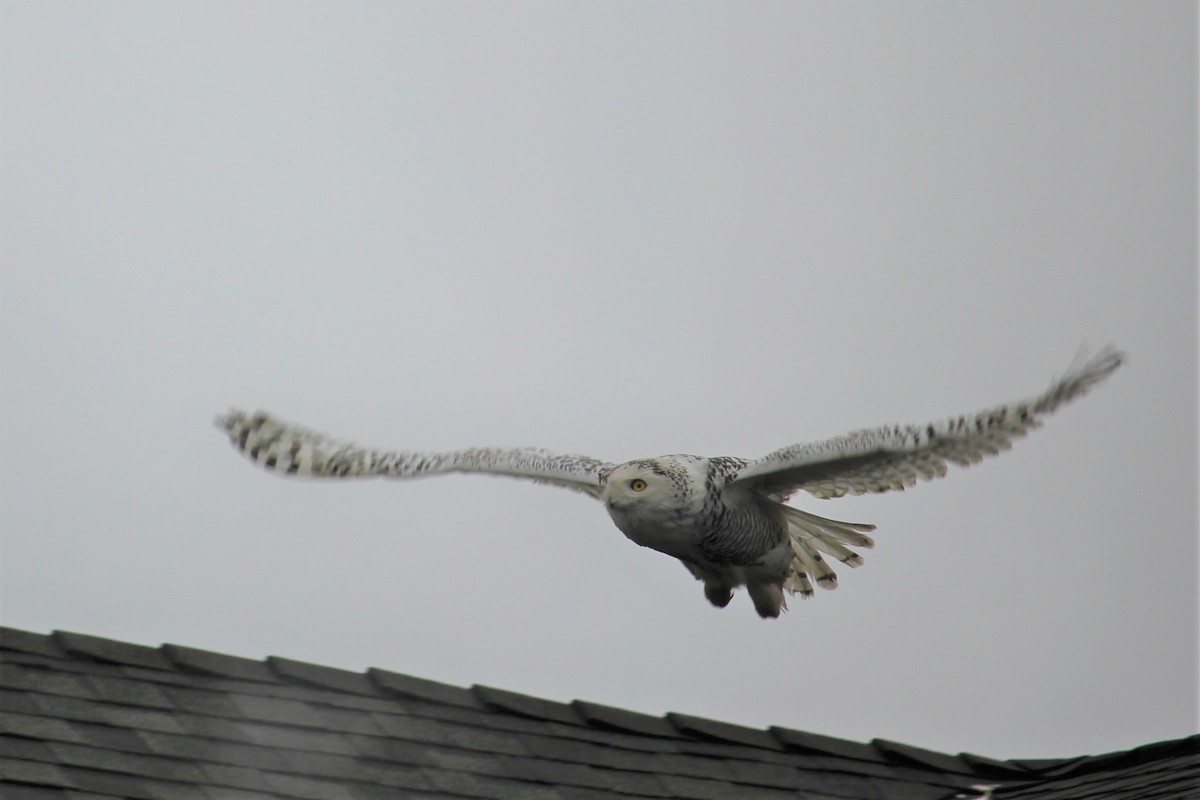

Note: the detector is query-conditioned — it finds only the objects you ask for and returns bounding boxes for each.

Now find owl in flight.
[217,348,1122,618]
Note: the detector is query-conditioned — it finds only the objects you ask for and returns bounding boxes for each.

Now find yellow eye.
[630,479,647,492]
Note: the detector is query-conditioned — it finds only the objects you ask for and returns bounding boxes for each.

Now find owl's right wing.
[729,347,1124,501]
[215,410,613,499]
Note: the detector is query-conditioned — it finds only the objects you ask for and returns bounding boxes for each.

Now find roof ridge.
[1011,734,1200,781]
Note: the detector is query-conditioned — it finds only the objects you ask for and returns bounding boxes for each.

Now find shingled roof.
[0,627,1195,799]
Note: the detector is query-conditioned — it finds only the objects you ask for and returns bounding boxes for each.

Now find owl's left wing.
[215,410,613,498]
[729,347,1123,500]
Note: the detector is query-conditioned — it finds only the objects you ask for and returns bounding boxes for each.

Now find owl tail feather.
[778,504,876,597]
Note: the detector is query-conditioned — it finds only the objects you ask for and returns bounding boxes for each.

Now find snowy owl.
[216,348,1122,618]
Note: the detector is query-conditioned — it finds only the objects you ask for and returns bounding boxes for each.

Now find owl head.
[604,460,674,509]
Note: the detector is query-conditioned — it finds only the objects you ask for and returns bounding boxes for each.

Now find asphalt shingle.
[53,632,175,672]
[268,656,380,696]
[0,626,1194,800]
[572,698,682,739]
[667,711,787,751]
[368,666,486,709]
[162,643,278,683]
[473,684,587,726]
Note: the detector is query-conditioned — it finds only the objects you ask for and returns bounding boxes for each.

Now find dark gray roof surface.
[0,627,1194,799]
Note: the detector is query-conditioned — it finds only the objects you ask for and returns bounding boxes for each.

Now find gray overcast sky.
[2,2,1196,760]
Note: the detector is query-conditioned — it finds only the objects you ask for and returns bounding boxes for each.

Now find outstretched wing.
[215,410,613,498]
[730,347,1124,500]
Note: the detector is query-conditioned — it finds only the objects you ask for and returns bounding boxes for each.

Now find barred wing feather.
[731,347,1124,500]
[215,410,612,498]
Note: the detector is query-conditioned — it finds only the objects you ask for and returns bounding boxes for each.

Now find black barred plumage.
[216,347,1123,618]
